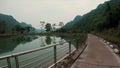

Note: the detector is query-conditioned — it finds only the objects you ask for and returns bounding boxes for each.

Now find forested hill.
[62,0,120,47]
[63,0,120,36]
[63,15,81,30]
[0,14,35,34]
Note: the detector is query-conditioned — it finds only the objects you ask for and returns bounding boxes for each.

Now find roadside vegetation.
[62,0,120,48]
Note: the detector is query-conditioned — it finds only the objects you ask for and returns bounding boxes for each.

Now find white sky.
[0,0,108,28]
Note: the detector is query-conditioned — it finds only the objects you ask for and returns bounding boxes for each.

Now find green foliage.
[45,36,51,45]
[55,28,67,33]
[64,0,120,34]
[63,0,120,47]
[0,20,6,34]
[45,23,52,32]
[95,32,120,48]
[0,14,36,34]
[12,25,34,34]
[63,0,120,33]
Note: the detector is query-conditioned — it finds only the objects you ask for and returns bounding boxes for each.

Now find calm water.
[0,35,79,68]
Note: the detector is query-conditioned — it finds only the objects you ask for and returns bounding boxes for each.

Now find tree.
[52,23,56,31]
[45,36,52,45]
[25,27,31,33]
[20,27,25,34]
[59,22,64,28]
[15,25,22,34]
[0,20,6,34]
[40,21,45,33]
[12,27,16,34]
[45,23,52,32]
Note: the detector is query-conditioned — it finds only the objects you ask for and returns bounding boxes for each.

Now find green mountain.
[0,14,19,33]
[63,0,120,47]
[20,22,32,28]
[63,15,81,30]
[64,0,120,34]
[0,14,35,34]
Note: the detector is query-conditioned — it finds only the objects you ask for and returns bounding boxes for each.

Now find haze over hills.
[0,14,35,34]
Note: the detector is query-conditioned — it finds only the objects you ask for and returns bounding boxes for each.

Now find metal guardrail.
[0,39,79,68]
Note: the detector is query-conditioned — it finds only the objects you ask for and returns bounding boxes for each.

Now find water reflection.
[0,35,86,56]
[0,35,86,68]
[12,36,38,44]
[52,36,56,44]
[39,36,45,47]
[59,34,87,48]
[0,36,38,55]
[45,36,52,45]
[59,35,77,46]
[0,35,63,56]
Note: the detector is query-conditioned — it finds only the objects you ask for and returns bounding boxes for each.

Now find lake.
[0,35,80,68]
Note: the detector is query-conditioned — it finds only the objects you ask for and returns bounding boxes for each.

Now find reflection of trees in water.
[45,36,52,45]
[59,37,64,44]
[59,35,87,48]
[0,35,38,54]
[12,36,38,44]
[52,36,58,44]
[51,36,64,44]
[40,36,45,47]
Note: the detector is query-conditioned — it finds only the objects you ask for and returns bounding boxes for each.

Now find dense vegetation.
[0,14,35,34]
[63,0,120,47]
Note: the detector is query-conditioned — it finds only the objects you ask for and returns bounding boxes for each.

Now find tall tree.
[52,23,56,31]
[59,22,64,28]
[45,23,52,32]
[40,21,45,33]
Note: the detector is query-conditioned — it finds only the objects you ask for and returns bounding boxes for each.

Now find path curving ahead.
[71,34,120,68]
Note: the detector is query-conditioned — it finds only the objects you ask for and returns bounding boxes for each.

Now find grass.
[94,32,120,48]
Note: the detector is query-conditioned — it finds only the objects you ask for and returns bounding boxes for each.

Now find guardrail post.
[69,41,71,54]
[54,46,57,64]
[7,57,11,68]
[15,56,19,68]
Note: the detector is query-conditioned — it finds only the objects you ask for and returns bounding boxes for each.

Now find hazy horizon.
[0,0,108,28]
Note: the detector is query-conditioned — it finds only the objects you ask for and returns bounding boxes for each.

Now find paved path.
[71,34,120,68]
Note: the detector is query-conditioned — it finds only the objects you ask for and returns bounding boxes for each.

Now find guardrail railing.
[0,39,79,68]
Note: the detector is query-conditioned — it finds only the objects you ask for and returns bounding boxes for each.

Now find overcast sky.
[0,0,108,28]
